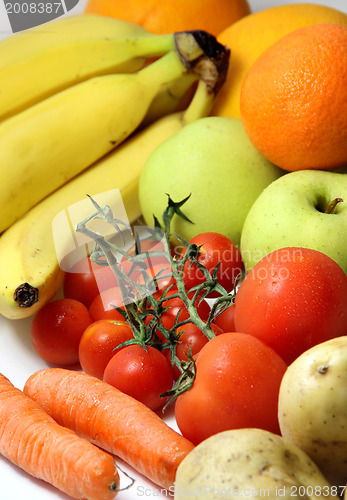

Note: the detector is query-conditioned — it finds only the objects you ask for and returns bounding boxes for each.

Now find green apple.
[139,117,283,247]
[240,170,347,274]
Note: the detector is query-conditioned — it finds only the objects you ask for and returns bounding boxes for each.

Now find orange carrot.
[0,372,119,500]
[23,367,195,489]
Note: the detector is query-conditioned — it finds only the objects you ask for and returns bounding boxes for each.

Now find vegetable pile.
[2,194,345,498]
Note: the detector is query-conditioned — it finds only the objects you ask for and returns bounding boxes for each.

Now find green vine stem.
[161,198,214,339]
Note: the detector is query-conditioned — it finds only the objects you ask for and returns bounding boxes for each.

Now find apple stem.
[325,198,344,214]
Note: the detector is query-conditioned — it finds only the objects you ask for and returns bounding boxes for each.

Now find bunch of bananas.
[0,14,229,320]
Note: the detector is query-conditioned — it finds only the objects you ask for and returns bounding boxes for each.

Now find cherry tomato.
[180,232,244,297]
[64,252,172,312]
[119,235,174,293]
[125,236,170,267]
[234,247,347,364]
[175,332,287,445]
[31,298,92,366]
[173,322,223,379]
[118,256,171,287]
[89,286,126,322]
[63,257,118,308]
[213,303,236,333]
[89,260,176,322]
[128,260,174,292]
[103,345,173,411]
[78,320,134,379]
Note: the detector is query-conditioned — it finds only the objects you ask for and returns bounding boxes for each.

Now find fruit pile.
[0,1,347,499]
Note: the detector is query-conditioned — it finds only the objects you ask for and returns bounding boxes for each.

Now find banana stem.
[174,30,230,93]
[174,30,229,124]
[128,33,176,58]
[137,30,230,95]
[136,50,189,87]
[183,80,214,125]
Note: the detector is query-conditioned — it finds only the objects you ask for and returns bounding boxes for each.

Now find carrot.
[23,367,195,489]
[0,372,119,500]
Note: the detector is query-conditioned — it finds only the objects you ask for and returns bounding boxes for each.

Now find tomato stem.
[75,200,151,340]
[161,355,196,410]
[161,195,217,340]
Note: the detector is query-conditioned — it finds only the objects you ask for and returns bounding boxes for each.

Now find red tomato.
[63,257,118,308]
[118,256,170,286]
[89,286,126,322]
[180,232,244,297]
[103,345,173,411]
[31,298,92,366]
[125,236,170,267]
[234,247,347,364]
[213,303,236,333]
[120,236,174,293]
[89,261,176,322]
[173,322,223,379]
[130,260,174,292]
[175,332,287,445]
[78,320,134,379]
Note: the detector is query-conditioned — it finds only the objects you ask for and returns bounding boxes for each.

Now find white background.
[0,1,346,499]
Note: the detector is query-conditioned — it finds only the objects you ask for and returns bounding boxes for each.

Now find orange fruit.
[84,0,250,37]
[212,4,347,118]
[240,23,347,172]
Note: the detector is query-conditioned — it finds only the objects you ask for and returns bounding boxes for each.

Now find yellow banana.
[0,14,176,121]
[1,14,148,58]
[0,32,216,234]
[0,58,227,320]
[141,72,197,127]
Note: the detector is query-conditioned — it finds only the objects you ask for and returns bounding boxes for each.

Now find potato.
[174,428,335,499]
[278,336,347,487]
